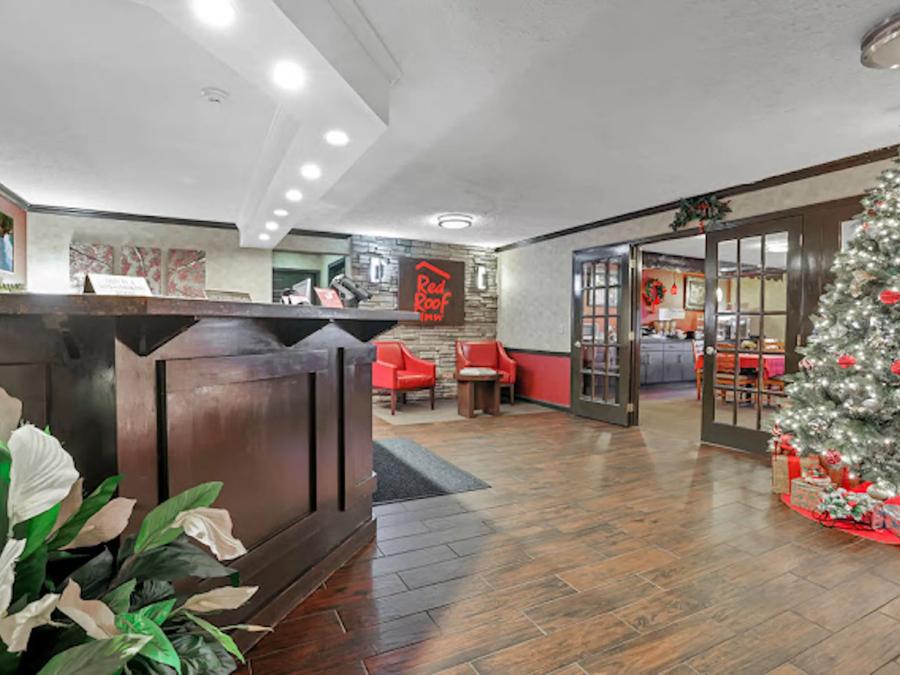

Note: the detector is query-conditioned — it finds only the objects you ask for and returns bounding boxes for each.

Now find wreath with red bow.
[670,194,731,233]
[642,278,667,308]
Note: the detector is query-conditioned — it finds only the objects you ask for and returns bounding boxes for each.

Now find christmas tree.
[776,159,900,494]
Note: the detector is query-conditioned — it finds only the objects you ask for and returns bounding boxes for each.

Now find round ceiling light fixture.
[324,129,350,146]
[285,189,303,202]
[192,0,235,28]
[273,208,288,217]
[200,87,229,104]
[265,221,279,231]
[300,163,322,180]
[272,60,305,91]
[259,233,271,242]
[437,213,474,230]
[862,13,900,69]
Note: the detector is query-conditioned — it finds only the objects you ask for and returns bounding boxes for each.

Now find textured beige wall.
[25,212,351,302]
[498,159,891,352]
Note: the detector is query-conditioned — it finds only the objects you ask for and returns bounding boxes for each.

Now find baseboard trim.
[237,517,376,651]
[515,395,570,412]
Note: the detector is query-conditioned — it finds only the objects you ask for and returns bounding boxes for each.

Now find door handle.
[574,341,582,349]
[705,346,716,355]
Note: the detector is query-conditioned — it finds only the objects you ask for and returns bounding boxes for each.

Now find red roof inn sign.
[398,257,465,325]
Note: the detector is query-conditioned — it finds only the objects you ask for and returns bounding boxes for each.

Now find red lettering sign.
[398,257,465,325]
[413,261,453,322]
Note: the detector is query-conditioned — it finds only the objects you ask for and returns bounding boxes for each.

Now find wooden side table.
[456,372,501,418]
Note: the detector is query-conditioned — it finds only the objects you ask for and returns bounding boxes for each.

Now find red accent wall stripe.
[508,350,570,408]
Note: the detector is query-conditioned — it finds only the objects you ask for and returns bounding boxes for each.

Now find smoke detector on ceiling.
[861,13,900,69]
[200,87,230,104]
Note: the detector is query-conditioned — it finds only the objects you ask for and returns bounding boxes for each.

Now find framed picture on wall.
[684,275,705,311]
[0,211,14,274]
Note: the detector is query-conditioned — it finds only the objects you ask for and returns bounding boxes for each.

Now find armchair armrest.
[455,341,473,372]
[497,343,517,382]
[403,350,436,377]
[372,361,398,389]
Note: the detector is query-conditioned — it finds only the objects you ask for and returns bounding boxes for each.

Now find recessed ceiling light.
[861,13,900,69]
[437,213,474,230]
[285,189,303,202]
[324,129,350,146]
[300,163,322,180]
[259,233,271,242]
[265,221,279,231]
[192,0,235,28]
[273,208,288,217]
[272,60,305,91]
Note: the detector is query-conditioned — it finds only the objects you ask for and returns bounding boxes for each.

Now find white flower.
[0,387,22,444]
[0,539,26,617]
[8,425,79,528]
[58,580,118,640]
[0,593,59,652]
[182,586,258,614]
[61,498,136,550]
[172,508,247,561]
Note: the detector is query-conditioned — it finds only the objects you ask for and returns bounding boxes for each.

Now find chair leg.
[390,390,397,415]
[507,383,514,405]
[429,386,435,410]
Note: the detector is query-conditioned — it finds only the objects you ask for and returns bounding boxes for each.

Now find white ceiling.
[2,1,900,249]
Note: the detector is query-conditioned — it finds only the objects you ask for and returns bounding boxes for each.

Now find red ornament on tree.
[880,289,900,305]
[892,360,900,376]
[838,354,857,369]
[823,449,842,466]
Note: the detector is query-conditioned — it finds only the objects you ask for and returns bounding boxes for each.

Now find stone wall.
[351,235,497,399]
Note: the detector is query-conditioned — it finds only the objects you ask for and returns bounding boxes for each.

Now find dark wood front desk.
[0,294,414,645]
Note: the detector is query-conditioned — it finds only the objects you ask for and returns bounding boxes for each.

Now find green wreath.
[642,278,667,308]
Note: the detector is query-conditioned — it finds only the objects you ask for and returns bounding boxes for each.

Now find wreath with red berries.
[642,278,667,308]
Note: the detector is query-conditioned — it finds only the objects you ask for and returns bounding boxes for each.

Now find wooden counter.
[0,294,415,644]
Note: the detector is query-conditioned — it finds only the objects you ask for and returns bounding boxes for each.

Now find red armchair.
[373,341,437,415]
[455,340,517,404]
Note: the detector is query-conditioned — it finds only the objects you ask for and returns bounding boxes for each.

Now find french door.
[701,217,803,451]
[571,245,633,425]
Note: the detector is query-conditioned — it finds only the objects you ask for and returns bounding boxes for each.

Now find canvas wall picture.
[166,248,207,298]
[69,242,114,291]
[0,211,13,274]
[120,245,162,294]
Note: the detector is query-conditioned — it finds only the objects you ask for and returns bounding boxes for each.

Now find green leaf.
[137,598,176,626]
[169,634,234,675]
[37,634,151,675]
[11,544,48,604]
[134,483,221,555]
[70,548,115,599]
[131,580,175,611]
[103,579,137,614]
[123,537,235,584]
[19,503,61,560]
[47,475,122,550]
[116,614,181,674]
[184,612,245,664]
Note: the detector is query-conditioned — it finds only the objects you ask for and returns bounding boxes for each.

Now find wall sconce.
[476,264,488,291]
[369,256,385,284]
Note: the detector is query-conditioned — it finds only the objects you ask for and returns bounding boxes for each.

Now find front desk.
[0,294,414,645]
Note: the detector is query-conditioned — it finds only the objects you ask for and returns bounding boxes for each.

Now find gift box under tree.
[791,478,827,511]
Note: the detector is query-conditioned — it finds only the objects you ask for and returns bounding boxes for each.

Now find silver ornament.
[868,480,897,501]
[861,398,882,413]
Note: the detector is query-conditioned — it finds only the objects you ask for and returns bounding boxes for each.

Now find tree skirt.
[780,494,900,545]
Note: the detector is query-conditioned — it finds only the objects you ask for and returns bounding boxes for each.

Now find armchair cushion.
[396,372,434,389]
[374,341,436,392]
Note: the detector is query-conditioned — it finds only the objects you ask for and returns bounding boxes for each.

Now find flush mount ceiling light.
[300,163,322,180]
[285,189,303,202]
[265,221,279,231]
[259,233,271,242]
[192,0,235,28]
[862,13,900,69]
[324,129,350,146]
[272,60,305,91]
[273,208,288,217]
[437,213,474,230]
[200,87,229,104]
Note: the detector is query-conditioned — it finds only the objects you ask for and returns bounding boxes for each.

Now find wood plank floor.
[243,411,900,675]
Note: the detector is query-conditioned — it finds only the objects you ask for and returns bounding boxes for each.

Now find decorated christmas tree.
[776,159,900,496]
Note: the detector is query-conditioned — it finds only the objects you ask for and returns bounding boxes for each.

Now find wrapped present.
[772,454,795,494]
[870,504,885,531]
[883,504,900,537]
[791,477,826,511]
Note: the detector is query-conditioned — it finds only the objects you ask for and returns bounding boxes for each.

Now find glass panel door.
[701,217,802,451]
[571,245,633,425]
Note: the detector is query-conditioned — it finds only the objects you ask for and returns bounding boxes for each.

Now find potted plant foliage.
[0,390,267,674]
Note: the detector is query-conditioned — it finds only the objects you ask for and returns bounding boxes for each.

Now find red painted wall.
[508,350,570,408]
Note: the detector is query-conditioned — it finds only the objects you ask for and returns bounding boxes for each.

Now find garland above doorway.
[670,195,732,233]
